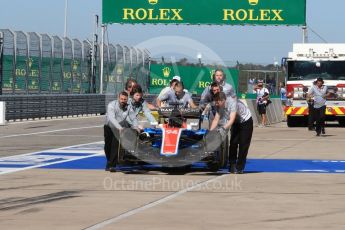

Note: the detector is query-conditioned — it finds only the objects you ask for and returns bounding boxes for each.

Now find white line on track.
[84,174,226,230]
[0,141,104,175]
[37,134,103,138]
[0,126,103,139]
[6,115,104,125]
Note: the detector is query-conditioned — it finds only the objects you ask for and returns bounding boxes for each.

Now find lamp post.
[274,61,279,95]
[64,0,68,38]
[197,52,202,66]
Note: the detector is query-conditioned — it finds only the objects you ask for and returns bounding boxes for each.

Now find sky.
[1,0,345,65]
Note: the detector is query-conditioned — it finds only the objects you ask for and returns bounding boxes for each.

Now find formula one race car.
[117,105,229,171]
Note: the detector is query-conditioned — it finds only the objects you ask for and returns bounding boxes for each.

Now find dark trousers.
[314,106,326,134]
[308,103,315,129]
[104,125,120,167]
[229,117,253,171]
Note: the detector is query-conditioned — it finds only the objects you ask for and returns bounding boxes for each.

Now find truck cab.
[284,43,345,127]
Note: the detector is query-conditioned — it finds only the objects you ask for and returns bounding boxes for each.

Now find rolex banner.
[149,64,239,95]
[103,0,306,25]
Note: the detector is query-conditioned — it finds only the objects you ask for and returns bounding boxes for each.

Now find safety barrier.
[0,101,5,125]
[0,94,117,121]
[0,94,282,125]
[243,98,284,126]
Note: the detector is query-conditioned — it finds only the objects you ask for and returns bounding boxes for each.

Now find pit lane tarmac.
[0,117,344,230]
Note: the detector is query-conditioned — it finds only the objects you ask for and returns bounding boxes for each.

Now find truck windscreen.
[288,61,345,81]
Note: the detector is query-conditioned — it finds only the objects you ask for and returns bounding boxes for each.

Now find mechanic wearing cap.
[210,92,253,174]
[104,91,140,172]
[157,82,197,108]
[254,79,270,127]
[307,77,331,136]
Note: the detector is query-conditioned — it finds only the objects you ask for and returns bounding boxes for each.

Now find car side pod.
[204,130,222,152]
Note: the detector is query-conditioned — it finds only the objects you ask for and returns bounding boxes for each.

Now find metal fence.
[0,29,150,95]
[0,93,201,121]
[0,94,113,121]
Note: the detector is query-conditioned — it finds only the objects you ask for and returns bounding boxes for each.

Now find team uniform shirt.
[217,97,252,127]
[308,85,328,108]
[255,87,269,105]
[128,98,156,123]
[105,100,138,130]
[158,90,193,108]
[158,87,173,99]
[222,82,236,98]
[200,82,236,114]
[200,82,236,107]
[200,88,215,108]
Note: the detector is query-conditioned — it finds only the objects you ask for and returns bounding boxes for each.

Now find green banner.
[2,55,14,93]
[41,57,51,93]
[27,57,40,93]
[103,0,306,25]
[71,60,82,93]
[149,64,238,95]
[14,56,28,93]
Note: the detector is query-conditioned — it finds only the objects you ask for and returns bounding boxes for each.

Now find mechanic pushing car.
[157,82,197,108]
[128,84,157,127]
[104,91,140,172]
[199,82,222,126]
[210,92,253,174]
[200,69,236,102]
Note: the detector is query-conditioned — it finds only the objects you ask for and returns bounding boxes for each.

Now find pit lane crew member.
[210,92,253,174]
[104,91,140,172]
[157,82,197,108]
[200,82,222,123]
[200,69,236,104]
[129,84,157,127]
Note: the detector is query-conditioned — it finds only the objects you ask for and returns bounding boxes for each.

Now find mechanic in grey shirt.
[128,85,157,127]
[210,92,253,174]
[104,91,138,172]
[200,82,222,109]
[199,82,223,127]
[307,77,330,136]
[157,82,197,108]
[200,69,236,106]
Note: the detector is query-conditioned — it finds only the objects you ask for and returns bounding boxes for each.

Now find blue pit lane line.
[40,156,345,174]
[1,141,344,174]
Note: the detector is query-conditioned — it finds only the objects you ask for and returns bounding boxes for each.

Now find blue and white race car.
[118,106,228,171]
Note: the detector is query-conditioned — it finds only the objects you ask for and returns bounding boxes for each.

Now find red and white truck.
[284,43,345,127]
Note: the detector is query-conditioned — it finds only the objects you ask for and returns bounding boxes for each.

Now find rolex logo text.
[123,8,183,21]
[223,0,284,22]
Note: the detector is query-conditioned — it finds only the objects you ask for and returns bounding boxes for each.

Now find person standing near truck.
[307,77,331,136]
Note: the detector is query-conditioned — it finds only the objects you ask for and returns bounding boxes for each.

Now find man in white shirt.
[254,80,270,127]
